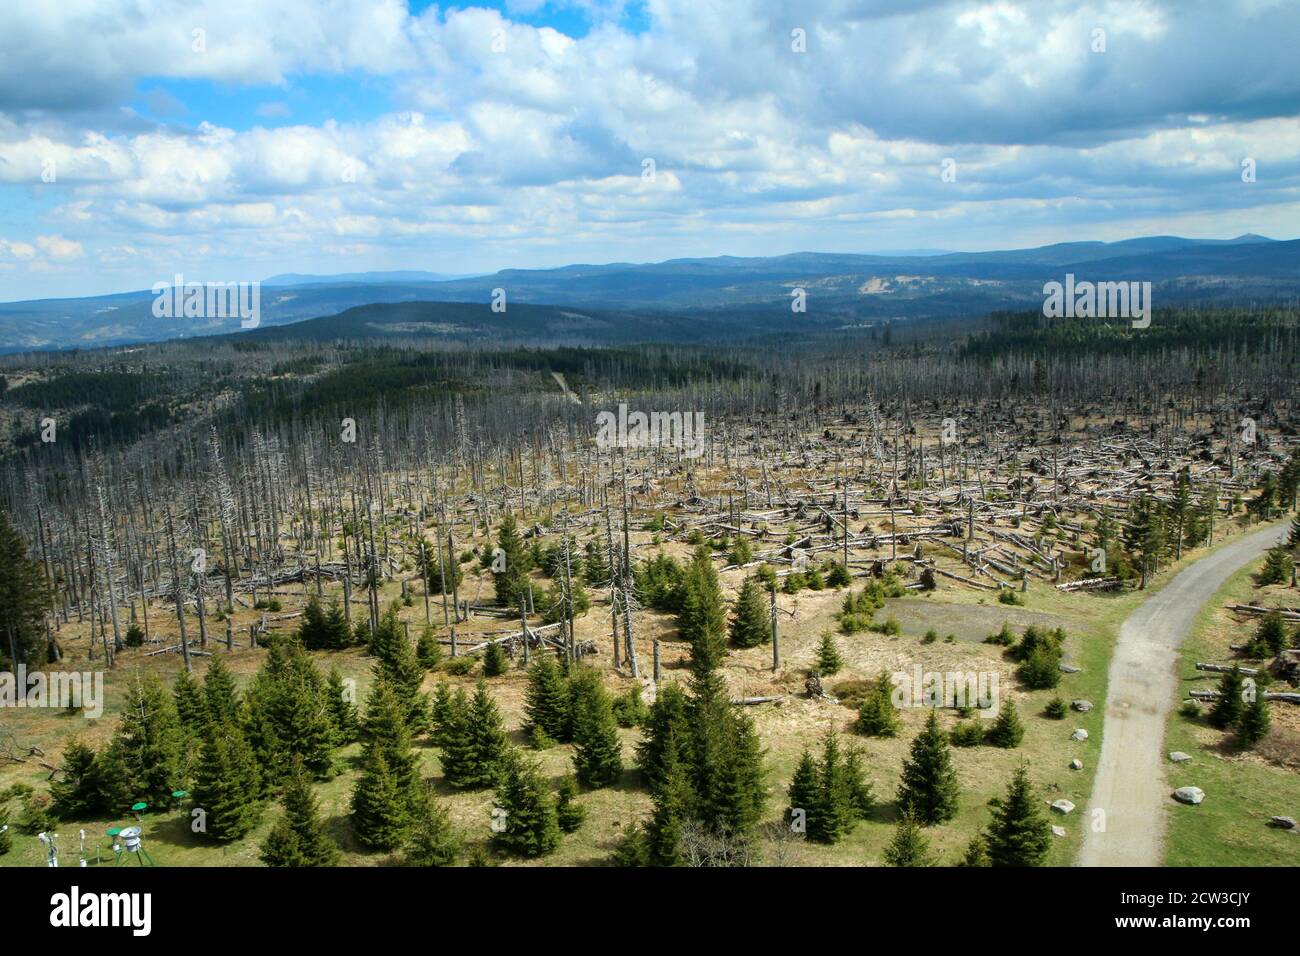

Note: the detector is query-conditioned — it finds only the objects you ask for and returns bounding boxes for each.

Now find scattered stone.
[1172,786,1205,806]
[1059,663,1082,674]
[1268,816,1296,830]
[1072,700,1093,712]
[1070,758,1084,771]
[1071,728,1089,741]
[1051,799,1076,815]
[1168,752,1192,763]
[1051,825,1067,838]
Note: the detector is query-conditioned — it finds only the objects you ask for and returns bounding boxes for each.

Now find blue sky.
[0,0,1297,300]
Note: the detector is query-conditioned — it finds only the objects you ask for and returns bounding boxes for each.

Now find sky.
[0,0,1297,301]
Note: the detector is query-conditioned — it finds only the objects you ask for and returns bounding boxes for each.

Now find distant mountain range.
[0,234,1294,353]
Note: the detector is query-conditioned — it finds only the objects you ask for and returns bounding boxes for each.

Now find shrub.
[1017,646,1061,690]
[441,656,476,677]
[482,642,509,677]
[949,720,984,747]
[998,589,1024,606]
[611,685,650,728]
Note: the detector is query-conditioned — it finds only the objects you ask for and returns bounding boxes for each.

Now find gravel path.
[1077,523,1288,867]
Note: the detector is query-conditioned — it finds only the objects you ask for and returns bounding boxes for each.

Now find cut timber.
[1195,662,1260,675]
[731,696,783,705]
[1225,604,1300,622]
[1056,576,1122,592]
[1188,689,1300,704]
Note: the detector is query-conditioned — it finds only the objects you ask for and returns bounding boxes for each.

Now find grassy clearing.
[1163,558,1300,867]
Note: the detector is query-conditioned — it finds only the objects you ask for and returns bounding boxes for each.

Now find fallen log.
[731,696,784,706]
[1189,689,1300,704]
[1195,662,1260,675]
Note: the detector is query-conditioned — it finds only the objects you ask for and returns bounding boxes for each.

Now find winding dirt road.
[1078,523,1288,867]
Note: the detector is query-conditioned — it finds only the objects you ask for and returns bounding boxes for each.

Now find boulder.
[1070,759,1084,770]
[1268,816,1296,830]
[1172,786,1205,805]
[1071,728,1089,741]
[1059,663,1082,674]
[1051,799,1076,815]
[1051,825,1067,838]
[1168,751,1192,763]
[1072,700,1093,712]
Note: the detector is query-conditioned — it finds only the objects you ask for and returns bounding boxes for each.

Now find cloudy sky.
[0,0,1297,300]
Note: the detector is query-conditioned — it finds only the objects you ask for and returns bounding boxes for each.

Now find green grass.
[1163,557,1300,867]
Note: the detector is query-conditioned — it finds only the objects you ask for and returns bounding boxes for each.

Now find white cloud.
[0,0,1296,299]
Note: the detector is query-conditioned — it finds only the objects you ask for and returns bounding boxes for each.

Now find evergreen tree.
[416,627,443,669]
[1251,611,1289,657]
[50,740,99,819]
[1237,693,1271,748]
[814,631,843,676]
[728,576,771,648]
[678,547,728,678]
[191,722,262,841]
[986,700,1024,748]
[569,668,624,788]
[0,509,49,667]
[202,656,241,723]
[297,593,330,650]
[786,749,819,835]
[241,641,336,785]
[1290,510,1300,548]
[492,515,531,608]
[522,654,572,746]
[360,677,421,799]
[1259,544,1292,586]
[429,682,456,747]
[84,739,133,815]
[325,667,359,744]
[636,681,691,791]
[555,775,587,833]
[492,748,561,857]
[855,672,901,737]
[645,728,693,866]
[404,784,460,866]
[688,671,765,836]
[840,746,875,821]
[582,539,611,587]
[985,764,1051,867]
[482,641,508,677]
[1169,470,1193,559]
[370,604,429,730]
[441,681,507,789]
[896,711,960,825]
[884,812,934,867]
[322,599,352,649]
[173,669,209,733]
[350,746,411,851]
[114,671,185,803]
[1208,666,1246,729]
[542,575,590,625]
[261,760,340,867]
[959,829,990,867]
